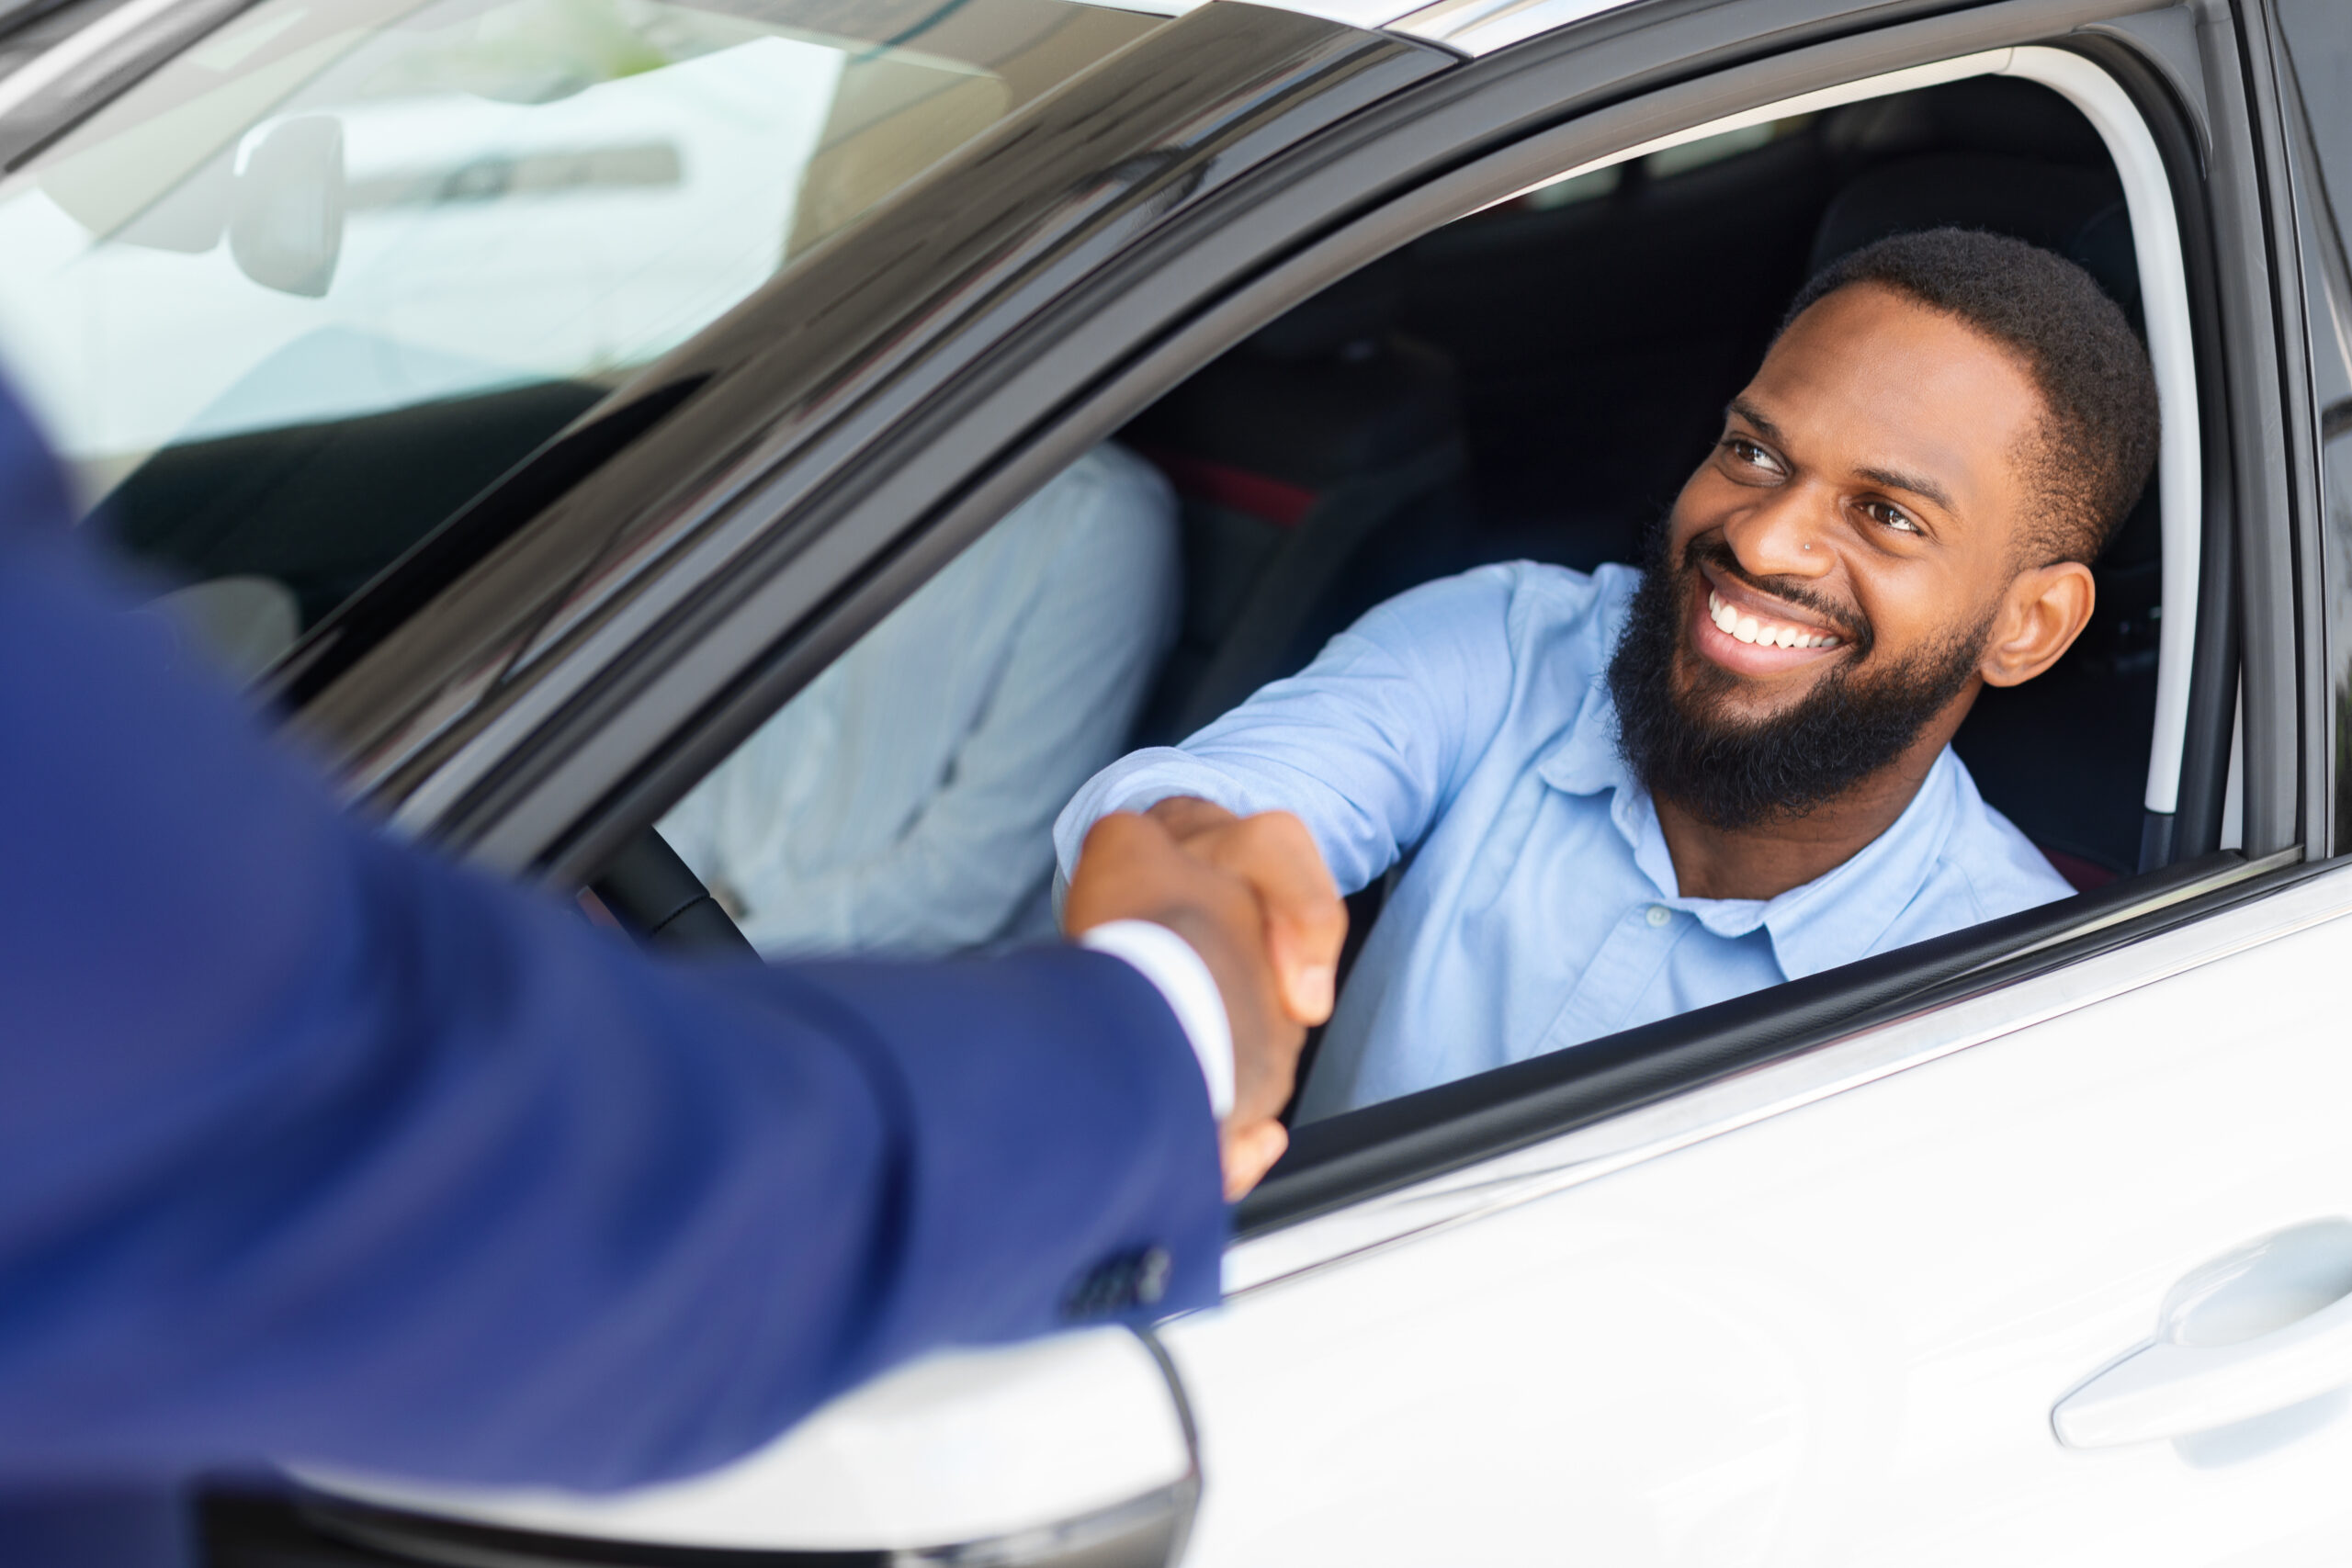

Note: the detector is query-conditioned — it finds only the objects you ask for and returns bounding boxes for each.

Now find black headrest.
[1807,152,2155,570]
[1807,152,2140,331]
[1823,77,2115,169]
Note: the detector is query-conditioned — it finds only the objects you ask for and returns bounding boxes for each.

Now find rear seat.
[1121,262,1470,744]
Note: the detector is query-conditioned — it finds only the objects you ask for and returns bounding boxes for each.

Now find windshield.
[0,0,1159,666]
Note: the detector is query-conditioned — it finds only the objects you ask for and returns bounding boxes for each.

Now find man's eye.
[1724,437,1781,473]
[1862,501,1920,535]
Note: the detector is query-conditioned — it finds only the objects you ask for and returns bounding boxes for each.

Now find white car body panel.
[1168,874,2352,1565]
[294,1325,1190,1551]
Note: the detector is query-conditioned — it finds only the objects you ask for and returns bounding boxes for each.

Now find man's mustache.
[1680,534,1871,654]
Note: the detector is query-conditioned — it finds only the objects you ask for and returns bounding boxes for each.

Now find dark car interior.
[576,75,2169,973]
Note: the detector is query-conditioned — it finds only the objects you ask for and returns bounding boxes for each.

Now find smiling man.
[1053,229,2160,1140]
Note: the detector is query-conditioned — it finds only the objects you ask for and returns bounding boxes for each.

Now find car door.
[1154,4,2352,1562]
[1171,865,2352,1564]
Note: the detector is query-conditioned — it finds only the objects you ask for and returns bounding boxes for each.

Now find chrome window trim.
[1223,850,2319,1296]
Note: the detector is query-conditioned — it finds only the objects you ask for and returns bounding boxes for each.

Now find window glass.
[0,0,1156,663]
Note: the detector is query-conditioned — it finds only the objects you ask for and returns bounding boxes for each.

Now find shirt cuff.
[1076,919,1235,1120]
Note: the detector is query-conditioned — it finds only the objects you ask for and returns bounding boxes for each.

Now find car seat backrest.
[1804,149,2157,885]
[1123,264,1470,743]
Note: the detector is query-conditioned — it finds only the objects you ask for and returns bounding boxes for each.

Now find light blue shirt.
[1055,560,2072,1117]
[665,444,1176,956]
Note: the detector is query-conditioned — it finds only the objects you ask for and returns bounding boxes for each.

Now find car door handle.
[2053,1222,2352,1449]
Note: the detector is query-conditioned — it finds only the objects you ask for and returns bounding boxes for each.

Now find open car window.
[0,0,1159,670]
[624,56,2206,1134]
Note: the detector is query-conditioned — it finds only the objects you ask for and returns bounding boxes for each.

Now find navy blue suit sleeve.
[0,381,1223,1494]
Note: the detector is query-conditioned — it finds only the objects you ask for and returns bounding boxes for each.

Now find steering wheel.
[587,828,758,958]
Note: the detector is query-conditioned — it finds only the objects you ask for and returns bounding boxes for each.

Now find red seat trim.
[1139,447,1319,528]
[2038,845,2118,893]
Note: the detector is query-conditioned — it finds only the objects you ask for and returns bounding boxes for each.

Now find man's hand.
[1063,803,1346,1201]
[1142,798,1347,1029]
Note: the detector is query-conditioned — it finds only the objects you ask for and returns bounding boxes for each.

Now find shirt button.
[1645,904,1671,927]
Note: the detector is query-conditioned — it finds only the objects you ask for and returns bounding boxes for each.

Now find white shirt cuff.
[1077,919,1235,1120]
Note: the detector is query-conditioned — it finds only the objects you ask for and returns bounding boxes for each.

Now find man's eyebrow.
[1728,397,1959,514]
[1724,398,1784,444]
[1853,463,1956,514]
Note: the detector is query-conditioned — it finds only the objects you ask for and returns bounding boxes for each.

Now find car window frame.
[419,0,2234,878]
[2267,0,2352,859]
[1196,15,2297,1246]
[321,0,2302,1245]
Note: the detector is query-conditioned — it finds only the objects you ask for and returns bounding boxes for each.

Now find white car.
[4,0,2351,1560]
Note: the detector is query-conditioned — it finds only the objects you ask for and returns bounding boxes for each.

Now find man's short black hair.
[1781,227,2160,568]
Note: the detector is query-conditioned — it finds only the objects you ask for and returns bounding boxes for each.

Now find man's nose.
[1722,483,1836,581]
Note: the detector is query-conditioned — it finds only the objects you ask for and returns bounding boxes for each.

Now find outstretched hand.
[1063,800,1347,1200]
[1141,798,1348,1030]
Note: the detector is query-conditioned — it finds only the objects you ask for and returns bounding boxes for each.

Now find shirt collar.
[1532,574,1963,980]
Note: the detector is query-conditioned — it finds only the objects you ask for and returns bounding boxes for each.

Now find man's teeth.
[1707,589,1839,649]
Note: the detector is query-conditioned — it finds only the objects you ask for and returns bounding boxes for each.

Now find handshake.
[1064,798,1349,1202]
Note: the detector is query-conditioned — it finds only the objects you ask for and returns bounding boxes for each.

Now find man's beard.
[1605,531,1990,832]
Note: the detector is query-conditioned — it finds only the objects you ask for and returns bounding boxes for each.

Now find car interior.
[1121,73,2159,901]
[1012,73,2161,1091]
[586,73,2175,1039]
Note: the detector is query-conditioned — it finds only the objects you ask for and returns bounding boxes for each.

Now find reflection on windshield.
[0,0,1154,660]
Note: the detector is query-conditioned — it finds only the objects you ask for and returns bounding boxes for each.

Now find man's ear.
[1982,560,2096,688]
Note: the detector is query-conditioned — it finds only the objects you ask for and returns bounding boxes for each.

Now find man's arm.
[1051,567,1525,898]
[1048,570,1526,1187]
[0,388,1257,1492]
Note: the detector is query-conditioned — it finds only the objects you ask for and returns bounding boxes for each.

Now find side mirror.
[231,116,345,299]
[288,1327,1199,1566]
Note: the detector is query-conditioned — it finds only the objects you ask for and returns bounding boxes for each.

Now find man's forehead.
[1742,285,2043,512]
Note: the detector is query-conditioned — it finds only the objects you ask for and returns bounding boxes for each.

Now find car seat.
[1804,146,2159,888]
[1120,260,1470,743]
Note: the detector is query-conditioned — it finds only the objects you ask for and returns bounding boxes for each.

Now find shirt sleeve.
[1078,919,1234,1118]
[0,387,1224,1494]
[1054,564,1526,896]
